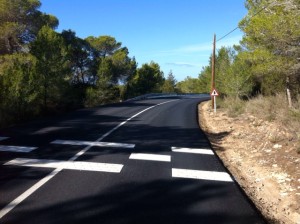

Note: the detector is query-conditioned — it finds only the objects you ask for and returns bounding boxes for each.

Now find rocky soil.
[199,101,300,224]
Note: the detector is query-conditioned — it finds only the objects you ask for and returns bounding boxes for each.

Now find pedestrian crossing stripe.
[2,142,231,182]
[172,168,233,182]
[51,139,135,148]
[0,145,37,153]
[129,153,171,162]
[5,158,123,173]
[172,147,214,155]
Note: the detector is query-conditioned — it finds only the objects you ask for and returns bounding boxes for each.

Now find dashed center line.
[172,147,214,155]
[5,158,123,173]
[129,153,171,162]
[0,145,37,153]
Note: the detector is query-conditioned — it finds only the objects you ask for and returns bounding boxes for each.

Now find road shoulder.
[198,101,300,224]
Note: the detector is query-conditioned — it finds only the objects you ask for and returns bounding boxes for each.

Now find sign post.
[211,34,216,110]
[211,89,219,114]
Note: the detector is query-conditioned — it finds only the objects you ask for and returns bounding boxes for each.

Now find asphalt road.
[0,96,266,224]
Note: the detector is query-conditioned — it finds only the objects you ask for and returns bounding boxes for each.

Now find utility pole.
[286,76,292,108]
[211,34,216,109]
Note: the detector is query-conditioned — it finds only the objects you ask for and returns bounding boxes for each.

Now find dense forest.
[0,0,178,127]
[0,0,299,127]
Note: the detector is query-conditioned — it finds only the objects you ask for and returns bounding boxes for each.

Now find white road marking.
[129,153,171,162]
[172,147,214,155]
[0,99,178,220]
[5,158,123,173]
[172,168,233,182]
[0,168,61,219]
[70,99,178,161]
[33,126,71,134]
[0,146,37,153]
[0,137,8,141]
[96,99,179,142]
[51,140,135,148]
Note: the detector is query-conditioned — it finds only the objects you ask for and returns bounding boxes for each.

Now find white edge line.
[171,147,214,155]
[172,168,233,182]
[0,99,178,220]
[0,137,8,141]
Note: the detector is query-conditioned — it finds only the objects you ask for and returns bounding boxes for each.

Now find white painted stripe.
[0,168,61,219]
[172,147,214,155]
[172,168,233,182]
[0,99,178,220]
[69,99,178,162]
[0,146,37,153]
[129,153,171,162]
[0,137,8,141]
[5,158,123,173]
[51,140,135,148]
[96,99,179,142]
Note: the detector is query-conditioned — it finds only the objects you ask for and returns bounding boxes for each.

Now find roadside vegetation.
[196,1,300,221]
[178,0,300,153]
[0,0,299,130]
[180,0,300,103]
[0,0,178,127]
[219,94,300,153]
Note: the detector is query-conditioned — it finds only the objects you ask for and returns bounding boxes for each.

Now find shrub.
[219,97,246,117]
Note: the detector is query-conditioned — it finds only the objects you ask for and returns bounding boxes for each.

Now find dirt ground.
[198,101,300,224]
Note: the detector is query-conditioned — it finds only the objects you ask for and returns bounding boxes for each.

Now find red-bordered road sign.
[211,89,219,96]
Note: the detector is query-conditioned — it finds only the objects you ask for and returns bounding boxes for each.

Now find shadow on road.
[202,131,232,152]
[3,178,263,224]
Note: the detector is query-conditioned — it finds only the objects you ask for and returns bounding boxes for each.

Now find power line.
[216,2,272,42]
[216,27,240,42]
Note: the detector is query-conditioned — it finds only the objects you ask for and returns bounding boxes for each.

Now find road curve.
[0,96,265,224]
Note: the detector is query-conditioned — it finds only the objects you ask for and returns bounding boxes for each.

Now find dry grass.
[218,97,246,117]
[200,99,300,223]
[220,93,300,153]
[245,94,300,130]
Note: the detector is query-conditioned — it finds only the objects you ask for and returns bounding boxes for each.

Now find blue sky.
[40,0,247,81]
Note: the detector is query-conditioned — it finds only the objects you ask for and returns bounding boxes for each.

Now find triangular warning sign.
[211,89,219,96]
